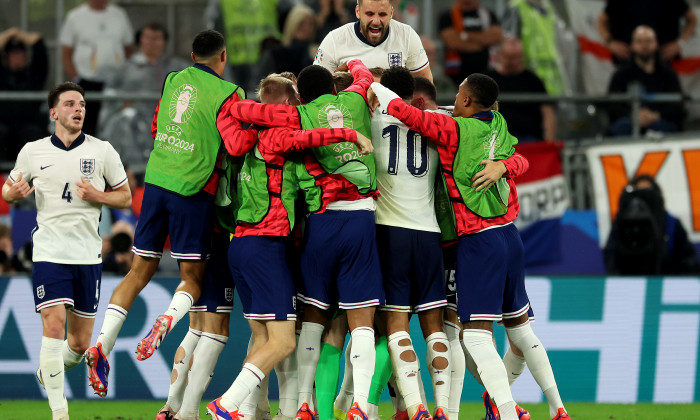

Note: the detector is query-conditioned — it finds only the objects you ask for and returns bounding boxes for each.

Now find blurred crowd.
[0,0,698,274]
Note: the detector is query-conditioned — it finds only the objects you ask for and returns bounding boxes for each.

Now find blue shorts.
[376,225,446,313]
[191,231,235,313]
[456,223,532,323]
[442,243,458,313]
[133,184,214,260]
[299,210,384,310]
[228,236,296,321]
[32,262,102,318]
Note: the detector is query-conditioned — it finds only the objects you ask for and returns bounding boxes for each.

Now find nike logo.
[40,165,54,170]
[49,371,62,377]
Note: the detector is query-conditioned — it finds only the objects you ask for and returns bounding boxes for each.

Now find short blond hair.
[257,74,297,104]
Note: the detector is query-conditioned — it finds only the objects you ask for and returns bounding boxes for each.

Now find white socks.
[349,327,375,413]
[506,323,564,418]
[41,336,67,413]
[180,332,228,418]
[334,337,354,412]
[502,346,526,386]
[220,362,265,412]
[426,331,451,411]
[462,329,517,420]
[62,340,83,370]
[165,328,201,413]
[297,322,324,410]
[97,304,128,357]
[164,291,194,329]
[387,331,422,415]
[444,320,464,419]
[275,330,299,417]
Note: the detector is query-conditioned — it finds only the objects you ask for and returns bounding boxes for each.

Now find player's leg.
[444,309,465,420]
[316,313,347,420]
[386,312,425,420]
[333,335,354,419]
[39,304,69,419]
[457,228,519,420]
[210,319,296,418]
[418,307,450,419]
[275,326,300,420]
[64,310,94,370]
[157,312,202,420]
[138,188,216,360]
[297,305,330,415]
[366,316,391,420]
[179,312,230,420]
[63,264,101,374]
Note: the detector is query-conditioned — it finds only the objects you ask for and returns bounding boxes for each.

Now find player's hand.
[4,172,35,202]
[471,159,506,192]
[355,132,374,156]
[334,62,349,72]
[367,87,379,114]
[75,176,102,203]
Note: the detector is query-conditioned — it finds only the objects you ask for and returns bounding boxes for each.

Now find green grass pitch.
[0,401,698,420]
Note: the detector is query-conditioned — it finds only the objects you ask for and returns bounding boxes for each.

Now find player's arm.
[265,127,372,155]
[313,34,338,72]
[2,172,35,204]
[371,82,458,147]
[151,100,161,138]
[412,65,433,82]
[217,92,258,156]
[75,178,131,209]
[470,153,529,192]
[231,99,302,129]
[344,59,374,100]
[501,152,529,178]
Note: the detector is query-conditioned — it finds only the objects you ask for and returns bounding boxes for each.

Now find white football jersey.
[314,20,429,73]
[372,104,440,232]
[10,134,128,264]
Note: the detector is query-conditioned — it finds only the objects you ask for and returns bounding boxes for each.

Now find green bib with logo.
[145,67,242,196]
[453,111,518,218]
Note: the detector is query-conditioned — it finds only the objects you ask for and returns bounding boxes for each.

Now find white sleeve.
[9,144,32,184]
[59,12,77,47]
[103,143,128,189]
[118,9,134,46]
[405,28,429,73]
[314,33,338,72]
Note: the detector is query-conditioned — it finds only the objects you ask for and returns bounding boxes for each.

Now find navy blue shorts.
[442,243,458,313]
[376,225,446,313]
[300,210,384,310]
[228,236,297,321]
[132,184,214,260]
[191,231,235,313]
[456,223,532,323]
[32,262,102,318]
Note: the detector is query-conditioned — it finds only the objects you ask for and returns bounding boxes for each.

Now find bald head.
[497,37,524,75]
[631,25,658,62]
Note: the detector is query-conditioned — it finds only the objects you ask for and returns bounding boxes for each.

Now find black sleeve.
[29,38,48,90]
[438,11,453,33]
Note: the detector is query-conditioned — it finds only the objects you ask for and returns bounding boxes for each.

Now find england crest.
[225,288,233,302]
[388,52,402,67]
[37,285,45,299]
[80,158,95,176]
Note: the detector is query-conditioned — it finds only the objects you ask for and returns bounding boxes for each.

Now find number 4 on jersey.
[62,182,72,203]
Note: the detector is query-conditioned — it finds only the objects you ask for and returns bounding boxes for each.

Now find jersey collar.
[194,63,222,79]
[469,110,494,121]
[354,21,391,47]
[51,132,85,151]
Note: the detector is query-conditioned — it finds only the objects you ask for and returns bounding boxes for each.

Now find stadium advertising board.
[1,276,698,403]
[587,138,700,245]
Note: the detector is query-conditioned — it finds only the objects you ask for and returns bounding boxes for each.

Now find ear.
[49,108,57,120]
[464,95,472,108]
[190,52,196,62]
[221,49,227,63]
[355,4,360,19]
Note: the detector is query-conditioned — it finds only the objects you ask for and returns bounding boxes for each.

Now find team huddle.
[1,2,572,420]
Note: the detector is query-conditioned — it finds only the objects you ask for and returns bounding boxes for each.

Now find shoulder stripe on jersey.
[409,61,430,73]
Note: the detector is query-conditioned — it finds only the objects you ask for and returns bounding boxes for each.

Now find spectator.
[502,0,569,95]
[102,220,135,275]
[420,35,457,93]
[98,22,188,167]
[204,0,279,93]
[438,0,502,86]
[256,5,317,83]
[0,27,49,162]
[606,25,685,137]
[604,174,700,275]
[310,0,356,43]
[60,0,135,136]
[597,0,697,63]
[486,37,556,142]
[0,224,13,274]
